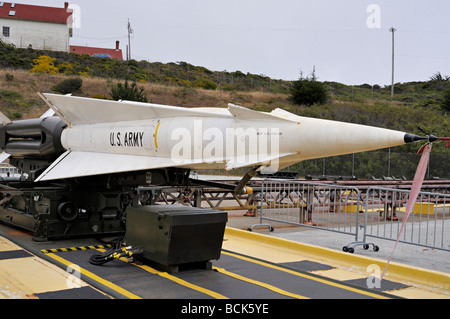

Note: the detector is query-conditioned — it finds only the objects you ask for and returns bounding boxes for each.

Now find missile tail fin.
[228,104,293,122]
[42,93,231,126]
[0,152,10,163]
[225,152,297,171]
[35,151,203,182]
[0,111,11,125]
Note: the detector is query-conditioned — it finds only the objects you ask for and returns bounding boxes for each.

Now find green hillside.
[0,42,449,179]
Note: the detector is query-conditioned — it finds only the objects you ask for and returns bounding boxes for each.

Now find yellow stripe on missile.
[154,121,161,149]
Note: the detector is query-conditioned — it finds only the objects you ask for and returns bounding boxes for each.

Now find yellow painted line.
[136,264,228,299]
[224,227,450,292]
[46,253,141,299]
[154,121,161,149]
[222,251,389,299]
[94,248,227,299]
[213,266,309,299]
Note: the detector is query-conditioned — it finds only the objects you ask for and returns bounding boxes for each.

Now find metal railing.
[251,180,362,244]
[361,187,450,252]
[252,179,450,253]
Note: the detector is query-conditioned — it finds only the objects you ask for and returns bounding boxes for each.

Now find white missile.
[0,93,424,185]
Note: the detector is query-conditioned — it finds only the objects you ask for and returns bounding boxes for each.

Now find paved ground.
[226,211,450,274]
[0,210,448,299]
[0,221,403,300]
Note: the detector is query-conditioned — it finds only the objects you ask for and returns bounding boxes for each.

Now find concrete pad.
[311,268,366,281]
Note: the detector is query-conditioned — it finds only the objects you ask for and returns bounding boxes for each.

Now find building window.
[2,26,10,37]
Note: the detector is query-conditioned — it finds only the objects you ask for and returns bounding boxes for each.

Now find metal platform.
[1,221,448,301]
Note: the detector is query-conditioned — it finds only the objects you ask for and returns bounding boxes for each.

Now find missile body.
[0,94,418,182]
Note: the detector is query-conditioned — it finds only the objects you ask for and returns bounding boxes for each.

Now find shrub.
[30,55,59,74]
[0,90,23,100]
[193,78,217,90]
[290,68,329,106]
[178,79,193,88]
[52,78,83,94]
[109,80,148,102]
[11,112,22,119]
[58,61,74,74]
[221,84,236,91]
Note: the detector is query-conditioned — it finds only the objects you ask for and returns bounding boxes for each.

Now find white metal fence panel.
[363,187,450,252]
[252,180,362,242]
[253,179,450,253]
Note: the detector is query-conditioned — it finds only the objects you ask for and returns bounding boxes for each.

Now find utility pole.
[127,19,133,60]
[389,27,396,100]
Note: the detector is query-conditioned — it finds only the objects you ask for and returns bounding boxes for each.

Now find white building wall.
[0,18,71,52]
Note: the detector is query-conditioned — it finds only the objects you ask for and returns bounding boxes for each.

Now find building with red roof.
[70,41,123,60]
[0,2,72,51]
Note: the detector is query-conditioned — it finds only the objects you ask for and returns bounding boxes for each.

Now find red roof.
[0,2,72,24]
[70,45,123,60]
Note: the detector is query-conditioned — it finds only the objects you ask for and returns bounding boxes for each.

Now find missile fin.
[40,108,56,119]
[0,111,12,125]
[42,93,231,125]
[269,108,304,122]
[225,152,297,171]
[228,104,293,122]
[0,152,10,163]
[35,151,203,182]
[38,92,71,125]
[34,150,71,182]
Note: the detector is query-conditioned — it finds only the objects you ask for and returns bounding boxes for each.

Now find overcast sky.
[18,0,450,85]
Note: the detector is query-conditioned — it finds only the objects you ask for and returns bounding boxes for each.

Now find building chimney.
[64,2,69,9]
[116,41,120,51]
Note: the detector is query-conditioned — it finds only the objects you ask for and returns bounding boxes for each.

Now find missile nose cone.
[404,133,426,143]
[404,133,439,143]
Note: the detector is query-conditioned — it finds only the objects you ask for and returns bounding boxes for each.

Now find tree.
[430,72,450,82]
[109,80,147,102]
[290,67,329,106]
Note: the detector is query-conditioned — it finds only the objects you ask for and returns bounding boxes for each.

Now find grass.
[0,69,295,118]
[1,69,448,133]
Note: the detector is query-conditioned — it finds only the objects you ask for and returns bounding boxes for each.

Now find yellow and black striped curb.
[41,244,112,254]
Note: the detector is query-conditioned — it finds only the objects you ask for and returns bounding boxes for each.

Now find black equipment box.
[126,205,227,270]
